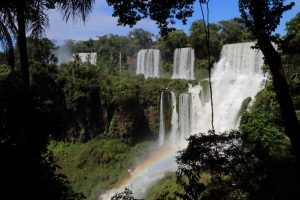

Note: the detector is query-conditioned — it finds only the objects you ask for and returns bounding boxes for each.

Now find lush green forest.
[1,0,300,200]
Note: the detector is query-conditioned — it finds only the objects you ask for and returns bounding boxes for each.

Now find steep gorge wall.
[62,77,192,143]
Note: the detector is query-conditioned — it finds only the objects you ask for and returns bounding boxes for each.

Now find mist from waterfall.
[136,49,160,78]
[172,47,195,80]
[54,43,73,64]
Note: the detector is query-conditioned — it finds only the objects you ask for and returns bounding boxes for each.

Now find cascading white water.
[159,91,178,145]
[179,93,192,140]
[158,41,266,166]
[190,42,265,133]
[172,48,195,80]
[169,92,179,144]
[74,52,97,65]
[159,91,165,146]
[136,49,160,78]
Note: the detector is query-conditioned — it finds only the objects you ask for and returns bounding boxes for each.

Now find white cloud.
[46,0,158,42]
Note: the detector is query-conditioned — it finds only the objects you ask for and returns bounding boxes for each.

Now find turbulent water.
[136,49,160,78]
[167,42,265,140]
[191,42,265,133]
[100,42,266,199]
[172,47,195,80]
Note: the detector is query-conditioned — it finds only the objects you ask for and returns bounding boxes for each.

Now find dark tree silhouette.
[238,0,300,160]
[0,0,95,86]
[0,72,84,199]
[111,187,136,200]
[176,130,300,199]
[0,1,16,69]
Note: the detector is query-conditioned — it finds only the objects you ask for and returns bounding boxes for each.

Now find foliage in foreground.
[112,187,135,200]
[176,130,299,200]
[145,80,300,200]
[0,71,82,199]
[174,81,299,200]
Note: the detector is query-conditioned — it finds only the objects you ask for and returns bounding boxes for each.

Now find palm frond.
[57,0,95,23]
[0,9,16,68]
[28,1,49,39]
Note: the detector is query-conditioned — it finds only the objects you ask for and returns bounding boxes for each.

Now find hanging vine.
[199,0,215,132]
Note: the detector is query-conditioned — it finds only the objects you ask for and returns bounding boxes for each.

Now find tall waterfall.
[169,92,179,144]
[172,48,195,80]
[136,49,160,78]
[159,91,165,145]
[179,93,192,140]
[190,42,265,133]
[159,91,178,145]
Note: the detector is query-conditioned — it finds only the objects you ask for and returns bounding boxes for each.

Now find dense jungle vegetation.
[0,0,299,199]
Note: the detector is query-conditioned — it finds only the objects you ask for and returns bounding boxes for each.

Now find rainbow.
[100,142,187,199]
[115,145,178,188]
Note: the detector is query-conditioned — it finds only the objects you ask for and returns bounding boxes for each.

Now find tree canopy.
[0,0,95,85]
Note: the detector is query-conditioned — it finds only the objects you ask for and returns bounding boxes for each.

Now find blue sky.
[44,0,300,42]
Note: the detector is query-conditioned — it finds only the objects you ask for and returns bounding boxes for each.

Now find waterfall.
[159,90,178,145]
[169,92,178,144]
[100,42,266,200]
[136,49,160,78]
[159,91,165,145]
[179,93,192,140]
[190,42,265,133]
[75,52,97,65]
[172,48,195,80]
[161,42,265,142]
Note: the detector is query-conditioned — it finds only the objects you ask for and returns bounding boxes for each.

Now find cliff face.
[63,90,161,143]
[144,106,160,135]
[54,69,192,142]
[107,101,155,142]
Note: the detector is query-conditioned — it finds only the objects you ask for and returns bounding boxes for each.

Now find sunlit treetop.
[106,0,295,39]
[238,0,295,40]
[0,0,95,39]
[106,0,196,35]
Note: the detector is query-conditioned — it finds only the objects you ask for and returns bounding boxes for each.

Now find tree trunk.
[247,0,300,160]
[16,2,30,86]
[258,40,300,159]
[7,46,15,69]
